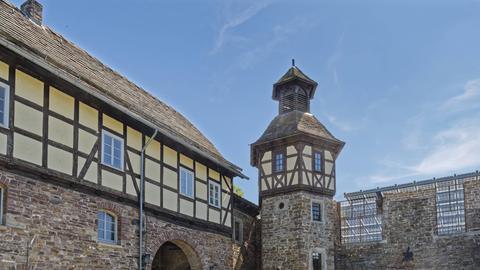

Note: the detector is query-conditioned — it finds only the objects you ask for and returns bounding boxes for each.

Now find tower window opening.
[312,252,322,270]
[279,87,309,114]
[274,152,284,172]
[313,152,322,172]
[312,202,322,222]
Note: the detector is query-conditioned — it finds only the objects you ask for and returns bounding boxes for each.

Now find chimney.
[21,0,43,25]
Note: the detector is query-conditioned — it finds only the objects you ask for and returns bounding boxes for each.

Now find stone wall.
[336,179,480,270]
[261,191,337,270]
[232,209,259,270]
[0,168,236,270]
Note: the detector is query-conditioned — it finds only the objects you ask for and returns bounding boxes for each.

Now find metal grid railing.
[340,195,382,244]
[436,179,465,235]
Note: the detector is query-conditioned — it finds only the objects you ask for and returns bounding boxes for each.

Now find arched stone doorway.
[151,240,202,270]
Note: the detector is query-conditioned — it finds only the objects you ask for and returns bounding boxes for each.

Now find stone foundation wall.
[336,179,480,270]
[261,191,337,270]
[0,168,235,270]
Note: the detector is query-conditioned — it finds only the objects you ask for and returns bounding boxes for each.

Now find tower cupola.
[273,60,318,114]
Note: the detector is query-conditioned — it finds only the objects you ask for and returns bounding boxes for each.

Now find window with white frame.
[209,181,221,208]
[313,151,322,172]
[0,187,4,225]
[180,167,194,198]
[312,201,322,222]
[102,130,124,171]
[274,152,284,172]
[97,210,117,244]
[233,218,243,243]
[0,82,10,128]
[436,180,465,235]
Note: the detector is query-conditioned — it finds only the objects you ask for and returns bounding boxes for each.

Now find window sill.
[101,162,124,173]
[209,203,221,209]
[179,193,194,200]
[97,241,123,249]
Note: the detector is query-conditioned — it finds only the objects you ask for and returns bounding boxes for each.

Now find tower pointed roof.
[273,65,318,100]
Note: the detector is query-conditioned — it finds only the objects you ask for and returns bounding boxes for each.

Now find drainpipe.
[139,129,158,270]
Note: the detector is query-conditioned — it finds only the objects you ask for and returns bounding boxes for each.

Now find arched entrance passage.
[151,240,202,270]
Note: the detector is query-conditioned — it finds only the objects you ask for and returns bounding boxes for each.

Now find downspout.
[139,129,158,270]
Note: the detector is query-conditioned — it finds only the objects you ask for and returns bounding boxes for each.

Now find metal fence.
[340,171,479,243]
[340,195,382,244]
[436,179,465,235]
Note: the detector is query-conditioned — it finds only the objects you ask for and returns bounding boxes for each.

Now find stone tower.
[251,63,344,270]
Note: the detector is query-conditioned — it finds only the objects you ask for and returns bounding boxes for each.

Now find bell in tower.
[252,62,344,270]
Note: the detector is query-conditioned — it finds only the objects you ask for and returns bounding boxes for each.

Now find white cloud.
[363,77,480,187]
[366,118,480,186]
[211,0,273,54]
[412,120,480,175]
[442,79,480,110]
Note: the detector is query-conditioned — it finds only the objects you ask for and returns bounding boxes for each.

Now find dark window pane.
[312,203,321,221]
[313,252,322,270]
[234,221,240,241]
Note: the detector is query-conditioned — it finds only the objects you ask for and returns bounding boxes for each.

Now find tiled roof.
[0,1,241,174]
[253,110,343,145]
[275,66,317,87]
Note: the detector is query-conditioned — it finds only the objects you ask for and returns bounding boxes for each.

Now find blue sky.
[12,0,480,203]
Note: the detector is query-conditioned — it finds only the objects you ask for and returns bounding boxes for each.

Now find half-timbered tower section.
[0,1,248,269]
[251,64,344,270]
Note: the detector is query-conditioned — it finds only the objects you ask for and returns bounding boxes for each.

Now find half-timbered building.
[0,1,251,269]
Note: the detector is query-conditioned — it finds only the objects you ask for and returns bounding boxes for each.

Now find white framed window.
[233,217,244,243]
[98,210,117,244]
[274,152,284,172]
[179,167,194,198]
[0,187,4,225]
[0,81,10,128]
[101,130,124,171]
[313,151,322,172]
[208,181,221,208]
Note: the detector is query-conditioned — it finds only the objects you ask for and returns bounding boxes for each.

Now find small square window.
[180,167,194,198]
[274,152,284,172]
[102,130,124,171]
[312,202,322,222]
[209,181,221,208]
[313,152,322,172]
[0,82,10,128]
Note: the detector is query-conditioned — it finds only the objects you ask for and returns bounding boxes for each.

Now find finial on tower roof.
[292,58,295,67]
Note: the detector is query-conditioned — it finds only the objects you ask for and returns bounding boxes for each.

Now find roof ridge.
[0,0,226,166]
